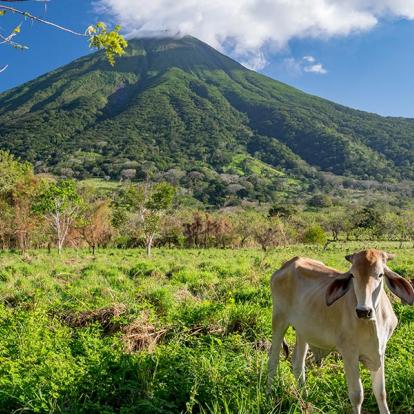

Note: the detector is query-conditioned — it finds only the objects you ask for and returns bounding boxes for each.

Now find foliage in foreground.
[0,2,127,67]
[0,244,413,413]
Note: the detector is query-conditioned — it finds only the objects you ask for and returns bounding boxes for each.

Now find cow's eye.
[378,273,384,278]
[350,273,354,278]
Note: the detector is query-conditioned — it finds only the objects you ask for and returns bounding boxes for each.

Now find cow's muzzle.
[356,306,373,319]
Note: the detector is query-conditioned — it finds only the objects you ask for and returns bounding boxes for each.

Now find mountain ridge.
[0,35,413,204]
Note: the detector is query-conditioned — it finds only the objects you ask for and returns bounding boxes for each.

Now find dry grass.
[58,303,127,334]
[122,311,167,353]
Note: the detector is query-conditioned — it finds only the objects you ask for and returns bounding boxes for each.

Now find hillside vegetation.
[0,245,413,413]
[1,36,414,205]
[1,150,414,257]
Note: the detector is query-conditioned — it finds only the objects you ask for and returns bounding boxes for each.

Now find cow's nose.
[356,307,373,319]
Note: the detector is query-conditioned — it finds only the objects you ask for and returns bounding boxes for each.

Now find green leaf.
[87,22,128,66]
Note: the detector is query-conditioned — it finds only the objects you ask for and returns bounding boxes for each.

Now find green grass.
[0,243,413,413]
[224,154,286,178]
[80,178,121,192]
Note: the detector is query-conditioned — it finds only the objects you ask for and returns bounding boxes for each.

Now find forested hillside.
[1,35,414,205]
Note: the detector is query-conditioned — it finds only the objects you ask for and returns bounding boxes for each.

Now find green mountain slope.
[0,35,413,203]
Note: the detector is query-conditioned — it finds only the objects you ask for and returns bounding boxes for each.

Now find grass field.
[0,243,413,413]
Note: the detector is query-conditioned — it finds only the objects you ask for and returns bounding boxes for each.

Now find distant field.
[80,178,121,192]
[0,244,413,413]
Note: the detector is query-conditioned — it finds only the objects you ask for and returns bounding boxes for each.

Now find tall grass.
[0,243,412,413]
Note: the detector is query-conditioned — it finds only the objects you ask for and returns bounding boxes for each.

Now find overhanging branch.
[0,1,50,3]
[0,4,85,36]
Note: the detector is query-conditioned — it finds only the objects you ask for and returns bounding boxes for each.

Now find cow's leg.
[342,353,364,414]
[371,357,390,414]
[267,312,288,390]
[293,334,308,387]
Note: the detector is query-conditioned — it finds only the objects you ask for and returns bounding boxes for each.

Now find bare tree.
[33,180,83,254]
[120,183,176,257]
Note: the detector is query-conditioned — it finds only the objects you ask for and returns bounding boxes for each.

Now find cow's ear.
[326,274,353,306]
[384,266,414,305]
[383,252,395,262]
[345,254,354,263]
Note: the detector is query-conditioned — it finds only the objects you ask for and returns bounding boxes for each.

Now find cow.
[268,249,414,414]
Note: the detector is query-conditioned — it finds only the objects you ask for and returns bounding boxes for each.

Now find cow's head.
[326,249,414,319]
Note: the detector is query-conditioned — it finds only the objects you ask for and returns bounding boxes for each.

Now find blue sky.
[262,18,414,118]
[0,0,413,117]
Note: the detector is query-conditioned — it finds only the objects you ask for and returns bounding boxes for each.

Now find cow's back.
[271,256,341,294]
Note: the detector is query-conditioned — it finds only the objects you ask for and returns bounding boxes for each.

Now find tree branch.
[0,31,26,48]
[0,4,85,36]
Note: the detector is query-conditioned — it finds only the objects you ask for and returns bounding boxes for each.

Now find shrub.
[302,225,327,245]
[307,194,333,208]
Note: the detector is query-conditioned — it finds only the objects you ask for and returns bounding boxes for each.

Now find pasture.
[0,243,413,413]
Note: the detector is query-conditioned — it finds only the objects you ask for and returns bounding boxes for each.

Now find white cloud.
[240,50,267,71]
[303,55,316,63]
[96,0,414,69]
[283,55,327,76]
[304,63,328,74]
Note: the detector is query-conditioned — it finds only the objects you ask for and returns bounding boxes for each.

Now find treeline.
[1,152,414,255]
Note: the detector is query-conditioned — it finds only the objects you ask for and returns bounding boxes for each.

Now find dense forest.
[1,36,414,206]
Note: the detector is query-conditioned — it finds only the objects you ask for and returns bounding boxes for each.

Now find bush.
[302,225,327,245]
[307,194,333,208]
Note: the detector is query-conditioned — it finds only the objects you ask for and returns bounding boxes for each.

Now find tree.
[78,200,113,255]
[119,183,176,257]
[268,204,298,219]
[353,207,384,240]
[0,1,127,70]
[401,211,414,247]
[33,179,83,254]
[0,151,39,252]
[252,215,288,251]
[120,169,137,181]
[381,211,414,247]
[0,150,33,192]
[234,211,256,248]
[12,176,39,252]
[307,194,333,208]
[0,199,13,249]
[183,212,204,248]
[159,213,185,248]
[323,210,352,241]
[142,183,176,256]
[183,212,235,248]
[302,225,327,245]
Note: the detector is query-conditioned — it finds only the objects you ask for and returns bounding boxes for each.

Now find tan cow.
[268,249,414,414]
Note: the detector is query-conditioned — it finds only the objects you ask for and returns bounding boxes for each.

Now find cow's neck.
[358,291,390,370]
